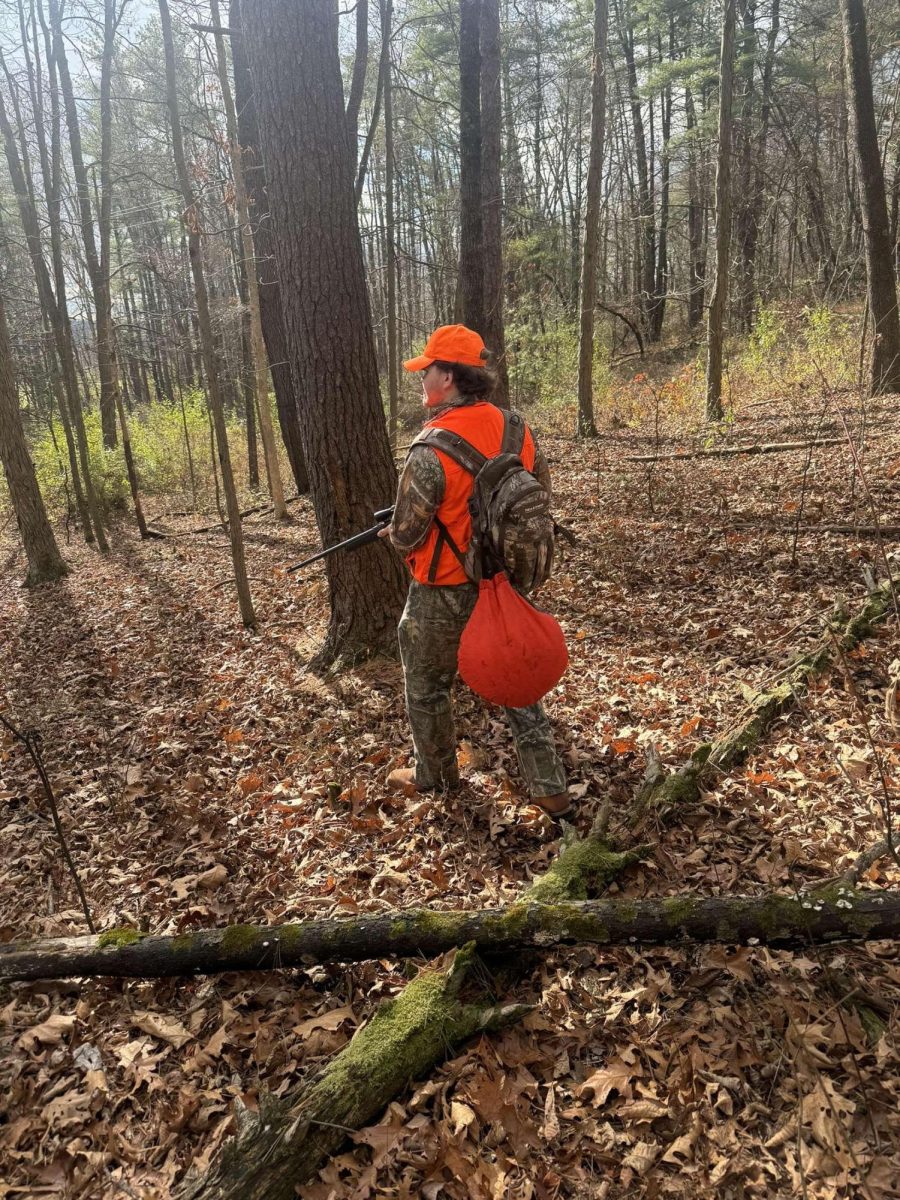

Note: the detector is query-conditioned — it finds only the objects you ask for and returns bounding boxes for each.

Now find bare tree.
[480,0,508,403]
[706,0,736,422]
[209,0,287,520]
[576,0,608,439]
[841,0,900,395]
[158,0,256,628]
[458,0,484,332]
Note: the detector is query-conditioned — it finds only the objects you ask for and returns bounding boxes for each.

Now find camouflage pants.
[397,580,567,798]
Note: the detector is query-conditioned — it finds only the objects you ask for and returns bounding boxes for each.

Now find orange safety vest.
[406,402,536,586]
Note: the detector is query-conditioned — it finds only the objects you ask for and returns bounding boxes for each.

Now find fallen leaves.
[131,1011,193,1049]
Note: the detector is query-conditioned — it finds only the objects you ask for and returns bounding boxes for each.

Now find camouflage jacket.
[389,396,552,557]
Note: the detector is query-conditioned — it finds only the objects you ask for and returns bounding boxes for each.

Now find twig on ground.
[0,712,96,933]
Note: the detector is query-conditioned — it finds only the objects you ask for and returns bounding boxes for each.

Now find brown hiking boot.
[532,791,573,818]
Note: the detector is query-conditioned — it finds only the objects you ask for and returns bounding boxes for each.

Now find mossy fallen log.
[631,577,895,823]
[176,942,529,1200]
[4,889,900,984]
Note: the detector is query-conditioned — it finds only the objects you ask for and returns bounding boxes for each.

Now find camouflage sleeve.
[532,442,552,497]
[388,446,445,553]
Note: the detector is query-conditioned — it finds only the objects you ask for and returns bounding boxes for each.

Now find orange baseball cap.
[403,324,488,371]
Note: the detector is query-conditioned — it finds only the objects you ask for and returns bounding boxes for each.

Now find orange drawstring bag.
[458,572,568,708]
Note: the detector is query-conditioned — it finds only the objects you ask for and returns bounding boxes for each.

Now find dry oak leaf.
[578,1055,637,1106]
[623,1140,659,1175]
[18,1012,76,1050]
[293,1005,357,1038]
[196,863,228,889]
[132,1010,193,1049]
[450,1099,478,1135]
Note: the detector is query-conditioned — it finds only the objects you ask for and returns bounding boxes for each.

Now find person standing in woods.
[380,324,571,817]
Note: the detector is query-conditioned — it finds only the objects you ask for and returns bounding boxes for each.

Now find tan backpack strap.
[410,427,488,477]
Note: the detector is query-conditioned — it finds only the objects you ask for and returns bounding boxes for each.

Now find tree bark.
[4,889,899,986]
[229,0,309,496]
[480,0,509,404]
[175,944,527,1200]
[210,0,288,520]
[841,0,900,395]
[380,0,399,444]
[458,0,485,332]
[0,289,68,586]
[159,0,256,628]
[705,0,736,422]
[48,0,118,451]
[241,0,406,663]
[576,0,608,439]
[345,0,368,172]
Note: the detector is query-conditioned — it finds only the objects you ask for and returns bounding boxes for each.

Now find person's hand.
[377,525,392,539]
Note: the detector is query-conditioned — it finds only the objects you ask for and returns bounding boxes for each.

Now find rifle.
[287,506,394,573]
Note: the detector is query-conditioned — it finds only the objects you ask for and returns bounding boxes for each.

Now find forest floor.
[2,384,900,1199]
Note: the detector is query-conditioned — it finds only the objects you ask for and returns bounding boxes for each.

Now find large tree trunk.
[0,290,68,586]
[841,0,900,395]
[576,0,608,439]
[705,0,736,422]
[241,0,406,664]
[4,888,899,985]
[209,0,288,521]
[229,0,309,496]
[458,0,485,332]
[175,944,527,1200]
[480,0,509,404]
[159,0,256,628]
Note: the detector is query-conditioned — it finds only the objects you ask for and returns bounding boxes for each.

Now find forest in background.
[2,0,900,1197]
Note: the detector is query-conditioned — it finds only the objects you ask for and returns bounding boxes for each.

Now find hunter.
[380,324,571,818]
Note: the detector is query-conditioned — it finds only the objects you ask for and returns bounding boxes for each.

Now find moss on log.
[176,943,529,1200]
[4,890,900,984]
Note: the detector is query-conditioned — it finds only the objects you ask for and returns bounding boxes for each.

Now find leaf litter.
[1,393,899,1198]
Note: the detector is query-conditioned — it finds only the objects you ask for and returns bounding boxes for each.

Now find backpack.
[411,409,555,594]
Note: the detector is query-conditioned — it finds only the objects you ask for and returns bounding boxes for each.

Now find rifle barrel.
[287,508,394,573]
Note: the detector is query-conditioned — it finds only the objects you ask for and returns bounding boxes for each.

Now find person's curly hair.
[431,357,497,401]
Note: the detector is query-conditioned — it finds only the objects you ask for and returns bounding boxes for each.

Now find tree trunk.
[345,0,368,173]
[576,0,608,439]
[159,0,256,628]
[229,0,309,496]
[841,0,900,395]
[175,944,526,1200]
[0,74,107,552]
[742,0,779,329]
[685,84,706,329]
[380,0,399,444]
[5,887,899,986]
[210,0,288,520]
[49,0,117,450]
[480,0,509,404]
[241,0,406,664]
[617,4,654,337]
[458,0,485,331]
[0,290,68,586]
[705,0,736,422]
